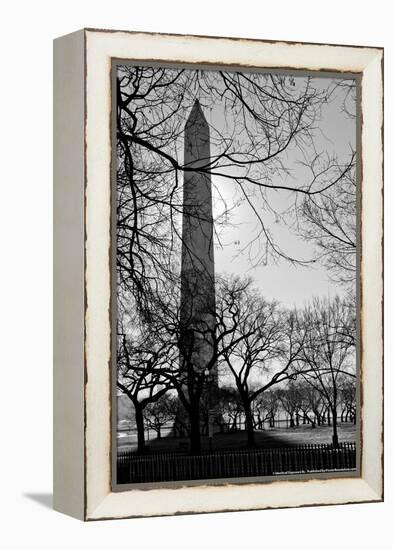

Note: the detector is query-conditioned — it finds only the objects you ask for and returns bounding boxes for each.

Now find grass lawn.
[119,423,357,454]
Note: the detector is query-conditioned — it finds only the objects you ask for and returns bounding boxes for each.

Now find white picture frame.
[53,28,383,521]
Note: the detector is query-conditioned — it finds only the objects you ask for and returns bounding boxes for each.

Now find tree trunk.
[331,387,339,448]
[135,405,146,454]
[244,402,256,448]
[332,408,339,448]
[189,403,201,453]
[305,413,316,428]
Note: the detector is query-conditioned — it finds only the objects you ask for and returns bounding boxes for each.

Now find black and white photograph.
[0,0,388,539]
[114,63,358,485]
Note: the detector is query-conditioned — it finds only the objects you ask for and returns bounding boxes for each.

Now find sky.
[204,75,357,308]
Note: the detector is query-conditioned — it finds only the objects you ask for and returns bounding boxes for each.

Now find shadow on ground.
[142,423,356,454]
[148,430,293,454]
[23,493,53,509]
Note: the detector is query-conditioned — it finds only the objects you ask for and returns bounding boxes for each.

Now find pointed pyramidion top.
[185,98,208,128]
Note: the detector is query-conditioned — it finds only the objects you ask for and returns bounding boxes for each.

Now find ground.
[117,423,357,454]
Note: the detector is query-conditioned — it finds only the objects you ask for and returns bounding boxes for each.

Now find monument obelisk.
[180,99,217,383]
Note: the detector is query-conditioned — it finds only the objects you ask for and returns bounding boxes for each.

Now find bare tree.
[277,383,303,428]
[298,157,356,286]
[340,378,357,423]
[297,78,357,287]
[297,296,356,447]
[143,394,176,439]
[217,387,244,432]
[263,390,281,428]
[297,382,326,427]
[164,395,190,438]
[116,315,176,453]
[218,278,308,447]
[252,391,279,430]
[140,276,259,452]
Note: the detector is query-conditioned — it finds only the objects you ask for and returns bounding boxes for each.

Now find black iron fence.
[117,442,356,484]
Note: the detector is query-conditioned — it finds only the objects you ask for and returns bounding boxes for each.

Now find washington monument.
[180,99,217,383]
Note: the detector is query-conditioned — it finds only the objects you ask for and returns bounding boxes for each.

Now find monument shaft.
[180,100,216,379]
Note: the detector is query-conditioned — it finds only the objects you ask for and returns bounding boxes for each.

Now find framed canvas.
[53,28,383,521]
